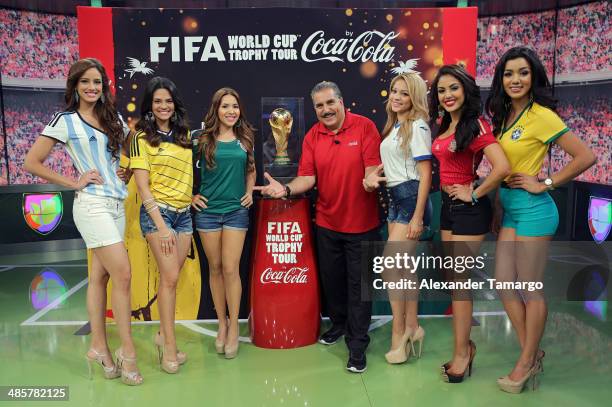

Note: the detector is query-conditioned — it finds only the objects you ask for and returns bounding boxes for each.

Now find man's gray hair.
[310,81,343,100]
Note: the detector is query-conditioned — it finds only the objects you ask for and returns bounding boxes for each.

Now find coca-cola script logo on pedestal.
[260,267,309,284]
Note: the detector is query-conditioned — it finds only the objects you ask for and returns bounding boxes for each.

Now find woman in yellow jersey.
[486,47,596,393]
[130,77,193,374]
[191,88,256,359]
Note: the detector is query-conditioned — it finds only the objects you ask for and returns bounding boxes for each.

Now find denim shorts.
[387,180,432,226]
[139,204,193,237]
[194,207,250,232]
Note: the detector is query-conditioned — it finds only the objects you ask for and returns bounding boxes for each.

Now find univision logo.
[588,196,611,244]
[22,193,63,235]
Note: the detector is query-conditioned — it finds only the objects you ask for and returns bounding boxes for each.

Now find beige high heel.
[154,332,187,365]
[114,349,143,386]
[215,321,228,354]
[85,348,120,380]
[224,336,239,359]
[154,341,180,374]
[497,363,539,393]
[408,326,425,359]
[385,329,412,364]
[224,321,240,359]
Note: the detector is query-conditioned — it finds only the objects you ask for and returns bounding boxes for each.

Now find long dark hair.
[428,64,481,152]
[486,46,557,136]
[65,58,123,158]
[198,87,255,173]
[135,76,190,148]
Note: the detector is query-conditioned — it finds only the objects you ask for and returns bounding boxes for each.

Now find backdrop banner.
[77,6,477,320]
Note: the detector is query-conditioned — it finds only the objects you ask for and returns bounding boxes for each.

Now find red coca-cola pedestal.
[249,197,321,349]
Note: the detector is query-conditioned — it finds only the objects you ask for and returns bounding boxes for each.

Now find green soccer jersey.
[196,139,247,214]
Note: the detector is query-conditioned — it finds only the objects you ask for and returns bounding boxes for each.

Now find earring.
[171,112,178,123]
[145,111,154,123]
[234,118,242,128]
[100,93,106,104]
[74,90,79,103]
[437,105,445,117]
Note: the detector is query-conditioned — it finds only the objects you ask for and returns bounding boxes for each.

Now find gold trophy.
[269,108,293,165]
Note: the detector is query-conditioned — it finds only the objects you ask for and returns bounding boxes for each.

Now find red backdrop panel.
[77,7,116,94]
[442,7,478,76]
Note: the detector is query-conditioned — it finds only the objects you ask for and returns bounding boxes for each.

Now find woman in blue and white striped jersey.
[25,58,142,386]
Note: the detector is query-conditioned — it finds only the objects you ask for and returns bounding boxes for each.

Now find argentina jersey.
[41,111,128,200]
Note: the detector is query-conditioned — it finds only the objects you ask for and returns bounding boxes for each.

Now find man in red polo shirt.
[256,81,381,373]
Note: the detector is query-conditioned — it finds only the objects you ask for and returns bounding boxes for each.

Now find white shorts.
[73,191,125,249]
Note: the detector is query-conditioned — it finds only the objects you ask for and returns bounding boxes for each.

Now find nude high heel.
[497,363,540,393]
[409,326,425,359]
[154,332,187,365]
[114,348,143,386]
[385,329,411,364]
[85,348,120,380]
[215,320,228,354]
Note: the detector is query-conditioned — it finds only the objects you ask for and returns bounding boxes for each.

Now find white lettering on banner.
[265,222,303,264]
[149,36,226,62]
[228,35,271,49]
[148,30,398,63]
[260,267,309,284]
[300,30,398,63]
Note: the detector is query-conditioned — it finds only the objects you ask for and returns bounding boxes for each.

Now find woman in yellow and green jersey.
[130,77,193,374]
[486,46,596,394]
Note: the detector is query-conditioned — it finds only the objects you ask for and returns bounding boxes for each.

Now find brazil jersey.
[498,102,569,177]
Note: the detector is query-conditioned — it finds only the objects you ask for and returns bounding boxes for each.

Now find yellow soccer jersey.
[498,102,569,177]
[129,130,193,208]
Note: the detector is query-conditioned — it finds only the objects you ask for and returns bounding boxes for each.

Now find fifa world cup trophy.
[269,108,293,165]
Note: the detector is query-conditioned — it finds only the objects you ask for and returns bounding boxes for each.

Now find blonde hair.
[381,73,429,156]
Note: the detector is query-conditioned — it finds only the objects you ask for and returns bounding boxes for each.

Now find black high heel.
[443,340,476,383]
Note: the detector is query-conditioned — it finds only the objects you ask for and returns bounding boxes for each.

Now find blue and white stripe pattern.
[42,111,128,200]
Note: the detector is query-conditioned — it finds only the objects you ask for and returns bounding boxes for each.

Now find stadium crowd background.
[0,1,610,185]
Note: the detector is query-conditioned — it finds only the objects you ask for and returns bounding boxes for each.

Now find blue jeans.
[387,180,432,226]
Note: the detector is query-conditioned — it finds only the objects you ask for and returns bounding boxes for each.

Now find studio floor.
[0,249,610,407]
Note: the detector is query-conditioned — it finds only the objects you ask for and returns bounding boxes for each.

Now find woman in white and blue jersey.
[25,58,142,386]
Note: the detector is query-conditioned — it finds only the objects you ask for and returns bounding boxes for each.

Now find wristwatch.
[284,184,292,198]
[543,178,554,190]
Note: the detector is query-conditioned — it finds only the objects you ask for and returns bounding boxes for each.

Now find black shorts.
[440,191,491,236]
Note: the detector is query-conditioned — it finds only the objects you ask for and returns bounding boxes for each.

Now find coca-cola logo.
[301,30,398,63]
[260,267,309,284]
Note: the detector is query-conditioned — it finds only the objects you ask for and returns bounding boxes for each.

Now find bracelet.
[143,203,158,212]
[471,191,479,204]
[160,232,171,240]
[142,198,155,206]
[284,184,292,198]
